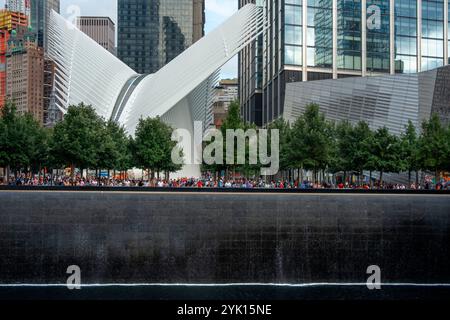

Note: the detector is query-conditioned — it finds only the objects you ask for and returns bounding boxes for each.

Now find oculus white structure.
[47,4,265,177]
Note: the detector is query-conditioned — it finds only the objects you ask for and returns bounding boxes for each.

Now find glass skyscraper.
[239,0,450,126]
[117,0,205,74]
[31,0,60,51]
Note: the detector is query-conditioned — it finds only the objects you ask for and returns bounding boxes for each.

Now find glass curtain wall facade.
[285,0,303,66]
[421,0,445,70]
[118,0,205,75]
[239,0,264,126]
[395,0,417,73]
[307,0,333,68]
[366,0,390,73]
[239,0,450,126]
[30,0,60,51]
[337,0,362,71]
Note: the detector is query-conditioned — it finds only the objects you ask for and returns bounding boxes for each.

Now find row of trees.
[274,104,450,185]
[0,102,182,181]
[204,102,450,186]
[1,100,449,185]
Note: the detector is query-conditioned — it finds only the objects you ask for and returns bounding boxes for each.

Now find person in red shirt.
[197,180,203,188]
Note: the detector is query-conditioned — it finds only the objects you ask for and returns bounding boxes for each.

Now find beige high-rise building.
[192,0,205,43]
[76,16,116,55]
[6,41,45,124]
[213,79,238,128]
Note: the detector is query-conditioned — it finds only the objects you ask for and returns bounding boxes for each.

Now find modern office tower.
[0,9,28,108]
[6,37,46,124]
[30,0,60,51]
[239,0,450,126]
[117,0,205,74]
[239,0,264,126]
[76,16,116,54]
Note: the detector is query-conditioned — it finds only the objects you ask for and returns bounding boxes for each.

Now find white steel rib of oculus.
[48,11,136,120]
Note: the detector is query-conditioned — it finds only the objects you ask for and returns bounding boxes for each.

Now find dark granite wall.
[0,191,449,284]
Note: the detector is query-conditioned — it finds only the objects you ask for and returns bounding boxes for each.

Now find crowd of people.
[2,173,449,190]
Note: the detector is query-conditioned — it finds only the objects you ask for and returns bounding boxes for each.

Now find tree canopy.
[1,100,450,186]
[131,116,182,178]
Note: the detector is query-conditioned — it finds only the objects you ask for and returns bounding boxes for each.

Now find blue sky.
[57,0,239,78]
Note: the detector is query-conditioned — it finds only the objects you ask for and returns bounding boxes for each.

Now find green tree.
[332,120,354,180]
[95,120,133,177]
[289,104,333,183]
[108,121,133,174]
[131,116,182,180]
[418,114,448,182]
[351,121,373,184]
[400,121,420,186]
[289,116,306,180]
[367,127,402,186]
[95,121,117,176]
[445,123,450,173]
[0,101,48,179]
[268,117,292,179]
[0,109,7,181]
[50,103,104,178]
[28,120,51,176]
[219,100,246,178]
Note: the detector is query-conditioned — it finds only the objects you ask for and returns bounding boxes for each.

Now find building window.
[366,0,390,73]
[284,2,303,66]
[307,0,333,68]
[421,0,444,71]
[395,0,418,73]
[337,0,362,71]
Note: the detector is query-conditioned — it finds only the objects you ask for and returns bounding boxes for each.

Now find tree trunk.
[6,165,10,183]
[408,170,412,188]
[379,171,384,189]
[369,171,373,189]
[416,171,419,187]
[71,163,75,179]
